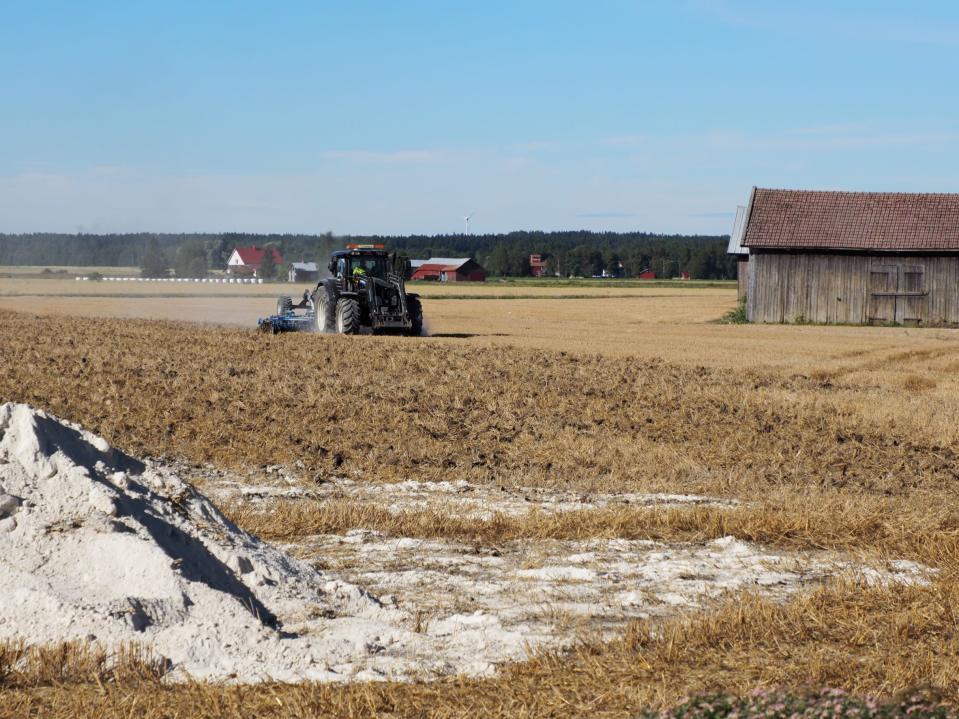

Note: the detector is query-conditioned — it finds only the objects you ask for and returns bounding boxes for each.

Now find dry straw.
[3,311,959,716]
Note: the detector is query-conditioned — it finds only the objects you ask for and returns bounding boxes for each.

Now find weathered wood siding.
[748,252,959,325]
[736,258,749,301]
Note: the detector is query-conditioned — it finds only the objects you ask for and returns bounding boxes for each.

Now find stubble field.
[2,279,959,718]
[4,275,959,366]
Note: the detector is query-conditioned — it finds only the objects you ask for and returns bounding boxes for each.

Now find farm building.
[530,254,547,277]
[287,262,319,282]
[226,246,284,277]
[738,187,959,326]
[727,205,749,300]
[410,258,486,282]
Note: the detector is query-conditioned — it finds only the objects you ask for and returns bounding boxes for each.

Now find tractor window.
[349,256,387,279]
[335,258,347,278]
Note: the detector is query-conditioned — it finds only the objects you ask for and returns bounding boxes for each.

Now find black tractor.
[312,245,423,335]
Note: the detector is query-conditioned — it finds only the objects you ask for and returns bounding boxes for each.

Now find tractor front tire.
[406,296,423,336]
[314,283,337,333]
[335,298,361,335]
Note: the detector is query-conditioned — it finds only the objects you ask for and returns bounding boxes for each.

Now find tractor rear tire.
[276,295,293,315]
[314,282,337,333]
[406,296,423,336]
[335,298,360,335]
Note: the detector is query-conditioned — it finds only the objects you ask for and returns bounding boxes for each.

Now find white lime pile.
[0,402,495,681]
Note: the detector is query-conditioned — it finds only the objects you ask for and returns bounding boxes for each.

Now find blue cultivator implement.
[258,295,316,334]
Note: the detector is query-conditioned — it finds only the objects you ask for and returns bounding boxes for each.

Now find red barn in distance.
[638,269,657,280]
[410,258,486,282]
[226,246,284,276]
[530,254,547,277]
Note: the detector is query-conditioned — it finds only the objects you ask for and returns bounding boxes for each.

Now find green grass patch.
[717,299,748,324]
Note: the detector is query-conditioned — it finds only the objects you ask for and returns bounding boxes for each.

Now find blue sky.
[2,1,959,235]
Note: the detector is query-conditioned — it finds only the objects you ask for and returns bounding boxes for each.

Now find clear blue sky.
[2,1,958,235]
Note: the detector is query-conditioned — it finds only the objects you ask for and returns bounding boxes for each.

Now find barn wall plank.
[748,252,959,325]
[737,259,749,301]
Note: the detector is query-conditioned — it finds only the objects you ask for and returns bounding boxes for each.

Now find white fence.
[76,277,264,283]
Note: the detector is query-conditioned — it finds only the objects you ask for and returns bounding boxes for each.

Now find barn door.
[896,265,926,326]
[867,265,897,324]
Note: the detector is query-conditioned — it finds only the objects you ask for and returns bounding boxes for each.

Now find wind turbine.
[464,215,472,235]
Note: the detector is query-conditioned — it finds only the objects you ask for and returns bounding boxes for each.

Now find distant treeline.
[0,230,734,279]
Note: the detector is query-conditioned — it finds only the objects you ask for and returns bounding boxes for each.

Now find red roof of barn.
[233,246,284,265]
[742,188,959,251]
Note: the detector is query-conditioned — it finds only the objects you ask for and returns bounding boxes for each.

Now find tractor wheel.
[406,296,423,336]
[335,298,361,335]
[313,282,337,333]
[276,295,293,315]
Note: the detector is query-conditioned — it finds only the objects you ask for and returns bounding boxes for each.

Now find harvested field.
[3,301,959,717]
[3,311,959,495]
[0,287,751,361]
[0,276,732,298]
[0,265,141,279]
[4,277,959,368]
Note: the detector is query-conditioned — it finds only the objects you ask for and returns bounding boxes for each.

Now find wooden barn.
[738,188,959,326]
[287,261,319,282]
[727,204,749,300]
[410,257,486,282]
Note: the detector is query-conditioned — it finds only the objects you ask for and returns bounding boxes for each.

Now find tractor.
[260,244,423,335]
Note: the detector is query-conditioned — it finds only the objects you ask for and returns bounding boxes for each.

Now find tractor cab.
[329,251,389,283]
[329,246,412,283]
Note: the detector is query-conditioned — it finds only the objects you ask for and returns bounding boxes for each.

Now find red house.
[638,269,657,280]
[226,246,284,276]
[410,257,486,282]
[530,254,547,277]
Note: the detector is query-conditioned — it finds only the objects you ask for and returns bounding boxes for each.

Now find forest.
[0,230,734,279]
